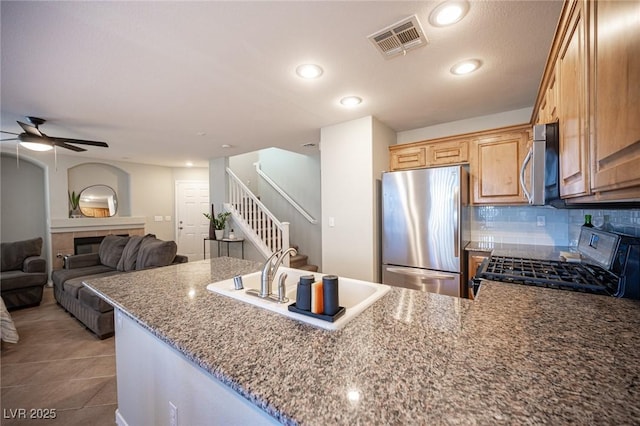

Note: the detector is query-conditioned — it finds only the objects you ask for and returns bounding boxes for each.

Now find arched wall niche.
[68,163,131,216]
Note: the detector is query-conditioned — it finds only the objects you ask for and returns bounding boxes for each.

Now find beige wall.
[320,116,392,282]
[396,107,532,144]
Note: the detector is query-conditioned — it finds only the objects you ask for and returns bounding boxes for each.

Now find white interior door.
[175,181,210,261]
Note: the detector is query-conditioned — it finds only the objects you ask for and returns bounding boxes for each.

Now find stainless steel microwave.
[519,122,564,207]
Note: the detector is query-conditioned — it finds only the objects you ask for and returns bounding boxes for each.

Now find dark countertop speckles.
[84,257,640,425]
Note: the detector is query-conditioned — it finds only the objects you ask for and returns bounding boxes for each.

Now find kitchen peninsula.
[85,257,640,425]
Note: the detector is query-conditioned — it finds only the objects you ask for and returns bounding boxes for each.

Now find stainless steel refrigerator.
[381,165,469,297]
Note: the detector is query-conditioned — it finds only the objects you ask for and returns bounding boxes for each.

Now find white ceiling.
[1,1,563,168]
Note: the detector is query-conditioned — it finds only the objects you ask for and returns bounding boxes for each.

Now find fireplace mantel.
[50,217,146,233]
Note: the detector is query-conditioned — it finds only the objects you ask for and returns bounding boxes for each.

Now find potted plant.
[203,211,231,240]
[68,191,82,218]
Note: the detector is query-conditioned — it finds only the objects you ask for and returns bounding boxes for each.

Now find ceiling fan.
[0,116,109,152]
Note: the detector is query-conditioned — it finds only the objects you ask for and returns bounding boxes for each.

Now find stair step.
[297,264,319,272]
[289,254,308,268]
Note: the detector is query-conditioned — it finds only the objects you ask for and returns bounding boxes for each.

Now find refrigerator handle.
[386,266,456,281]
[520,147,533,204]
[453,186,459,258]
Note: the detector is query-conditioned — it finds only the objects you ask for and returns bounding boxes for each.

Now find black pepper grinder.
[296,275,315,311]
[322,275,340,316]
[583,214,594,228]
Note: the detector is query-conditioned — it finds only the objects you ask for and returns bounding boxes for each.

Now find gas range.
[474,227,640,299]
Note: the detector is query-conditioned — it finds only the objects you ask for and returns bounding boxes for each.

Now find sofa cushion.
[116,235,153,272]
[136,238,177,270]
[78,287,113,313]
[0,270,48,291]
[62,271,121,298]
[52,265,114,288]
[98,235,129,269]
[1,238,43,272]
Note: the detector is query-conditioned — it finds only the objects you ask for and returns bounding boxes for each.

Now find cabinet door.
[590,0,640,193]
[468,253,488,280]
[558,0,590,198]
[537,67,559,125]
[389,146,426,170]
[425,139,469,166]
[471,131,528,205]
[547,67,559,122]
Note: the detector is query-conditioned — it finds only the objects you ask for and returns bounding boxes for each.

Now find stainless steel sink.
[206,267,391,330]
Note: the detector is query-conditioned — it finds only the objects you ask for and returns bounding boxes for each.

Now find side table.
[204,237,245,259]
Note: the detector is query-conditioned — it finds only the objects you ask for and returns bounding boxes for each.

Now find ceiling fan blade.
[1,130,20,136]
[1,137,19,142]
[17,121,43,137]
[49,136,109,148]
[53,141,87,152]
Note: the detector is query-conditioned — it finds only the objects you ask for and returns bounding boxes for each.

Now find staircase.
[289,244,319,272]
[225,167,318,271]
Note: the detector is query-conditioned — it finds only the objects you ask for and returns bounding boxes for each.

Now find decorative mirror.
[79,185,118,217]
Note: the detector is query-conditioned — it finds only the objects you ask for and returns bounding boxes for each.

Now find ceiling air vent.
[368,15,428,59]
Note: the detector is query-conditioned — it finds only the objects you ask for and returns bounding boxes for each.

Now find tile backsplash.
[471,206,640,247]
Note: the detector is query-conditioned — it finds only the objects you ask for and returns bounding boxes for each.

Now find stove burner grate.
[478,256,620,295]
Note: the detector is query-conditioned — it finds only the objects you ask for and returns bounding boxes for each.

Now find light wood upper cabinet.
[588,0,640,198]
[558,0,590,198]
[425,139,469,166]
[389,146,426,170]
[389,138,468,171]
[537,63,559,125]
[470,126,529,205]
[533,0,640,203]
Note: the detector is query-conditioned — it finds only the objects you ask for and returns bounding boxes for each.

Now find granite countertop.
[465,241,574,261]
[85,257,640,425]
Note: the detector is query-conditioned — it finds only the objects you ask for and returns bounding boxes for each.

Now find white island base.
[113,308,279,426]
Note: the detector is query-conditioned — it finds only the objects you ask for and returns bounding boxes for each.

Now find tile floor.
[1,287,116,425]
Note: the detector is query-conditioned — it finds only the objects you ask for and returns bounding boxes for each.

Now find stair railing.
[253,162,318,224]
[225,167,290,264]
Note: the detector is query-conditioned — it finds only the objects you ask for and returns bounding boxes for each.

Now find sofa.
[1,237,48,310]
[52,234,187,339]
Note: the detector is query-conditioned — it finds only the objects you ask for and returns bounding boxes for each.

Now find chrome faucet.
[259,247,297,298]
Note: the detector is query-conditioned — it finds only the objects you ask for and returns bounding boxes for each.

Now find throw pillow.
[117,236,143,272]
[136,239,177,270]
[98,235,129,269]
[1,237,43,272]
[116,234,155,272]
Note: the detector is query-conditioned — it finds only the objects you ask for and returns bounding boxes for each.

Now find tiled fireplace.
[50,217,145,270]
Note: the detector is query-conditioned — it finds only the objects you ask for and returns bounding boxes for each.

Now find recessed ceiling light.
[450,59,481,75]
[196,132,206,136]
[296,64,323,79]
[185,161,194,167]
[221,144,232,148]
[429,1,469,27]
[340,96,362,107]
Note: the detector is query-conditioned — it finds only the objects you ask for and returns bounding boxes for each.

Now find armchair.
[1,237,48,310]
